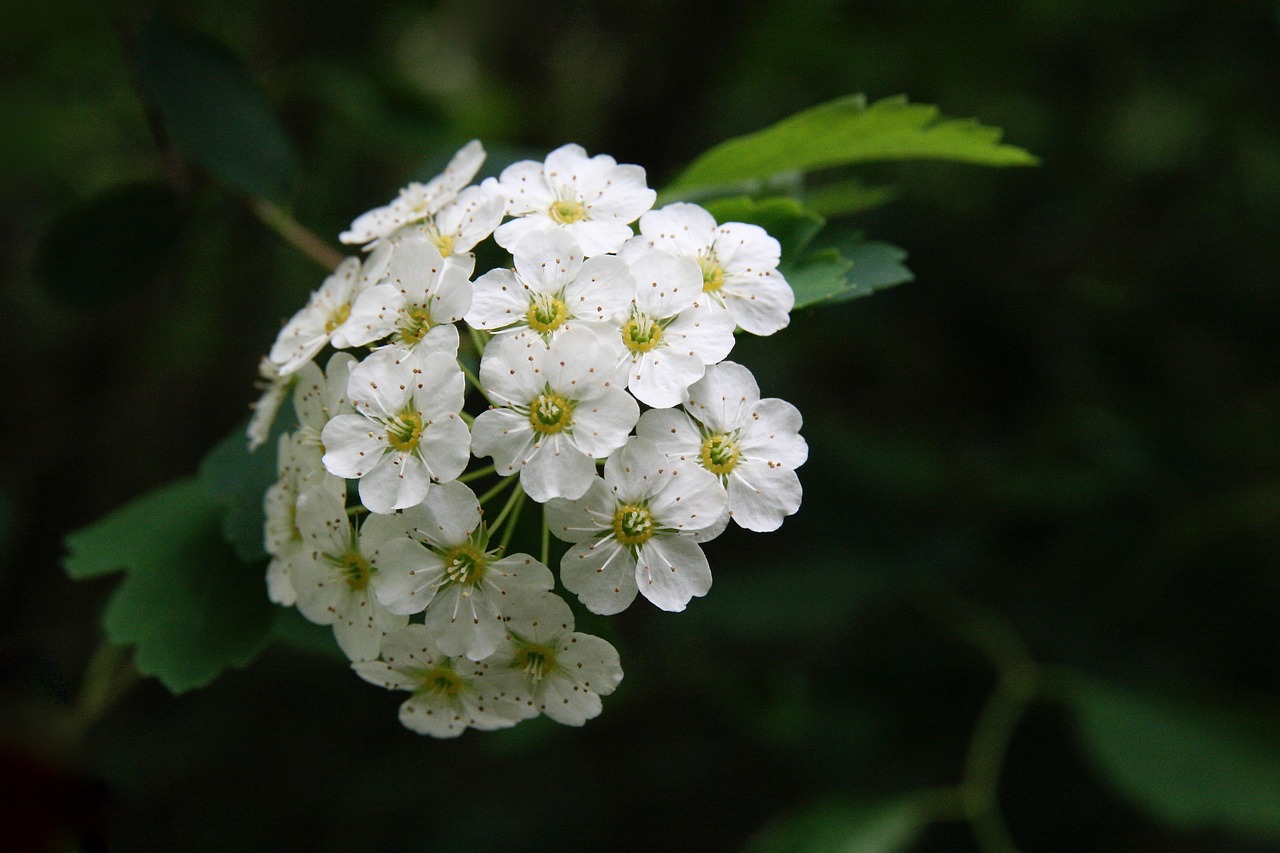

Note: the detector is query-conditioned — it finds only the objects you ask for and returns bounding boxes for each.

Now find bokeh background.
[3,1,1279,851]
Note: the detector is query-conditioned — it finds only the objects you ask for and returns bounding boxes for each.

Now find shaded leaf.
[745,795,930,853]
[666,94,1038,197]
[199,415,293,563]
[64,479,274,693]
[802,178,899,218]
[701,196,825,259]
[783,240,912,310]
[33,182,187,308]
[1065,676,1280,837]
[137,19,296,202]
[269,607,346,662]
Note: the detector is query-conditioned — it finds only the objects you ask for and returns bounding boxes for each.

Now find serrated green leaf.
[33,183,187,308]
[745,795,930,853]
[137,19,296,202]
[199,415,292,563]
[780,248,854,310]
[1065,676,1280,837]
[802,178,899,218]
[666,94,1038,197]
[701,196,825,259]
[782,240,911,310]
[64,478,274,693]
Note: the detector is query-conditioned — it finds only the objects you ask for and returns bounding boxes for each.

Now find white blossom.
[466,230,633,341]
[263,432,346,606]
[472,329,637,502]
[545,436,726,614]
[489,591,623,726]
[353,624,535,738]
[613,245,736,408]
[409,182,506,258]
[330,230,473,357]
[340,140,486,246]
[267,257,367,376]
[321,348,470,514]
[633,202,795,335]
[362,481,554,661]
[637,361,807,533]
[493,144,655,256]
[291,484,408,660]
[246,358,293,451]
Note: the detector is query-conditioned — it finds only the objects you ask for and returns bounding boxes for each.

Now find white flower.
[634,202,794,336]
[637,361,807,533]
[545,436,726,614]
[489,591,623,726]
[321,348,470,514]
[291,352,358,469]
[363,481,554,661]
[330,230,474,357]
[291,484,408,660]
[493,144,656,256]
[352,624,534,738]
[410,182,506,258]
[263,431,347,606]
[613,245,736,408]
[339,140,486,246]
[246,357,294,451]
[466,230,633,341]
[267,257,367,376]
[472,329,638,502]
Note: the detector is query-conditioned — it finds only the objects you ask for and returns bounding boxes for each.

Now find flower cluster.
[250,142,807,737]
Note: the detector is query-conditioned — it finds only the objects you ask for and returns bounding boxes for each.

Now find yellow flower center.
[386,411,425,453]
[549,199,587,224]
[441,544,487,585]
[621,315,663,354]
[341,549,373,591]
[699,257,726,293]
[612,503,655,547]
[525,293,569,334]
[528,392,574,435]
[398,305,434,345]
[324,302,351,333]
[517,643,557,682]
[699,433,740,476]
[433,232,456,257]
[420,665,463,698]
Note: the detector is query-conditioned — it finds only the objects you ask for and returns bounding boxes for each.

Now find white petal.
[722,268,794,336]
[467,268,529,331]
[471,409,535,474]
[627,348,705,409]
[520,434,596,502]
[320,415,386,479]
[359,451,430,514]
[634,535,712,612]
[603,436,673,504]
[638,202,717,256]
[569,386,639,458]
[648,463,727,532]
[370,537,445,615]
[728,462,802,532]
[560,537,639,615]
[684,360,761,433]
[334,282,403,348]
[628,249,701,319]
[562,255,635,323]
[663,301,736,365]
[740,398,808,469]
[635,407,701,463]
[544,478,612,544]
[415,414,471,483]
[425,584,505,661]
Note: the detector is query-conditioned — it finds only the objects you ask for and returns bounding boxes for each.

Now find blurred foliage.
[3,1,1280,851]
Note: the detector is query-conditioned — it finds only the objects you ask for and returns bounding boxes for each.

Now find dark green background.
[3,1,1279,850]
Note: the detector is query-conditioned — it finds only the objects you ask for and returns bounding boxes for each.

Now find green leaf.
[701,196,825,259]
[137,19,297,202]
[269,607,346,662]
[33,183,187,308]
[1065,676,1280,837]
[198,415,292,563]
[64,479,274,693]
[745,795,930,853]
[666,94,1038,197]
[802,178,899,218]
[783,240,912,310]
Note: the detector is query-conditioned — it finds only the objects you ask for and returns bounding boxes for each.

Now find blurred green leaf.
[269,607,345,662]
[1065,676,1280,837]
[801,178,899,218]
[33,182,187,308]
[744,795,930,853]
[64,478,274,693]
[137,19,297,202]
[199,415,292,563]
[666,94,1039,196]
[783,240,912,310]
[702,196,825,259]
